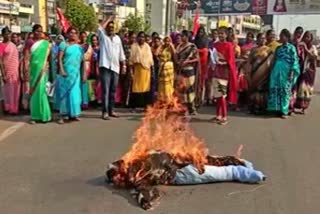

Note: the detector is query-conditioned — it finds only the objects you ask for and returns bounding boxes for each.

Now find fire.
[121,97,208,173]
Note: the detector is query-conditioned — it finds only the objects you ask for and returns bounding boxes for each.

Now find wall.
[150,0,166,35]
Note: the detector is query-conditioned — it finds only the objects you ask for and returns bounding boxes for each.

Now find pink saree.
[0,42,20,114]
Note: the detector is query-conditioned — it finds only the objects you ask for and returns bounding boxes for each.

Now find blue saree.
[267,43,300,115]
[56,41,83,117]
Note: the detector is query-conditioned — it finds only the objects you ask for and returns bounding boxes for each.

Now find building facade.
[18,2,34,33]
[19,0,46,31]
[0,0,20,32]
[47,0,57,34]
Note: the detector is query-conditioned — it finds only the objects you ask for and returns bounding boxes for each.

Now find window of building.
[47,2,55,14]
[48,17,55,25]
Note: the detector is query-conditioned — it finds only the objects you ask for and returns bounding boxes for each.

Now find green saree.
[29,40,51,122]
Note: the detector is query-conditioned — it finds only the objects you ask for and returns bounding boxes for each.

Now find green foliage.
[122,13,151,33]
[65,0,97,32]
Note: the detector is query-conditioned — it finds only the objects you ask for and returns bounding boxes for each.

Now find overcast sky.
[274,15,320,35]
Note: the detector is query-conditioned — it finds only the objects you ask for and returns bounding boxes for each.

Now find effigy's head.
[106,160,128,187]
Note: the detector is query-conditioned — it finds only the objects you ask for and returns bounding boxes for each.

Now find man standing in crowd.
[98,17,126,120]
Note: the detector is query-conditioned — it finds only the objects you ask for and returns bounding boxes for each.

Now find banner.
[201,0,220,14]
[220,0,252,14]
[199,0,320,15]
[252,0,268,15]
[267,0,320,14]
[201,0,252,14]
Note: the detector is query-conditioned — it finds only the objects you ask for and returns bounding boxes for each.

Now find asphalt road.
[0,97,320,214]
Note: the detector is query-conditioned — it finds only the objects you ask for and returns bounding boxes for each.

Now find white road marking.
[0,122,25,143]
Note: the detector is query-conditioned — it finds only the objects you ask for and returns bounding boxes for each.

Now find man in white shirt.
[98,18,126,120]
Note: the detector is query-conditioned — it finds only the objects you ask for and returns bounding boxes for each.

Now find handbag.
[46,81,55,97]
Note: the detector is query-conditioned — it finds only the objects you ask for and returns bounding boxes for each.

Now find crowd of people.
[0,18,319,125]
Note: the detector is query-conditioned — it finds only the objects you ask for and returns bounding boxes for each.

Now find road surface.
[0,97,320,214]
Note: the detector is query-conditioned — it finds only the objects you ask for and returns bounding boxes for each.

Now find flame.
[121,97,209,172]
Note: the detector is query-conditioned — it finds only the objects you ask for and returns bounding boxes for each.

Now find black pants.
[100,68,119,114]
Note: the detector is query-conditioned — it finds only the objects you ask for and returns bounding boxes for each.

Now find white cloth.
[173,160,265,185]
[97,26,126,74]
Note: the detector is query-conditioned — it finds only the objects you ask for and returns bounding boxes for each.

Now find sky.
[274,15,320,35]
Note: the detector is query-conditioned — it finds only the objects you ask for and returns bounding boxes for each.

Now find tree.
[65,0,97,32]
[122,13,151,33]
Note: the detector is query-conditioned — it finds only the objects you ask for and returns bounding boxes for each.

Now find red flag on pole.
[56,7,72,33]
[192,3,200,37]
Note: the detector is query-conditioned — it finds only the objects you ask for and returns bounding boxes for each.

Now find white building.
[148,0,177,36]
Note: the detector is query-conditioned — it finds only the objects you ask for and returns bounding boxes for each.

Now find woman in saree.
[174,34,182,49]
[238,32,256,106]
[21,32,35,110]
[50,35,64,110]
[129,31,154,110]
[247,33,274,114]
[79,32,93,109]
[0,27,20,115]
[228,34,241,111]
[157,36,175,103]
[176,30,199,115]
[266,30,280,53]
[267,29,300,119]
[211,27,238,125]
[87,34,101,105]
[57,27,84,124]
[194,27,209,104]
[28,24,52,124]
[294,31,318,114]
[150,36,162,102]
[122,31,136,107]
[290,26,304,113]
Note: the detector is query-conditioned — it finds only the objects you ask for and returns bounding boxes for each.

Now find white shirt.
[97,26,125,74]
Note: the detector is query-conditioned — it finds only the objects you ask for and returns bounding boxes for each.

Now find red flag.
[192,6,200,37]
[56,7,71,33]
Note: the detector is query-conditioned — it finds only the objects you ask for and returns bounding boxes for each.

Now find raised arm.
[100,16,114,31]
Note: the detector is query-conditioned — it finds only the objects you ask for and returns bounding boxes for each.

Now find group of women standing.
[120,30,200,115]
[0,24,102,124]
[222,26,318,120]
[184,25,318,123]
[1,23,318,125]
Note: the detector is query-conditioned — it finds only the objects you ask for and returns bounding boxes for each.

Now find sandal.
[57,118,65,124]
[210,117,221,123]
[29,120,36,125]
[218,119,228,126]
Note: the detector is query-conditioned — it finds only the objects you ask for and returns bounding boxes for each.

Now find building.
[19,0,47,31]
[205,15,263,38]
[148,0,177,35]
[0,0,20,32]
[18,2,34,33]
[47,0,57,34]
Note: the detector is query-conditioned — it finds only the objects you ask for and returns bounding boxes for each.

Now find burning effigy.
[106,99,266,210]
